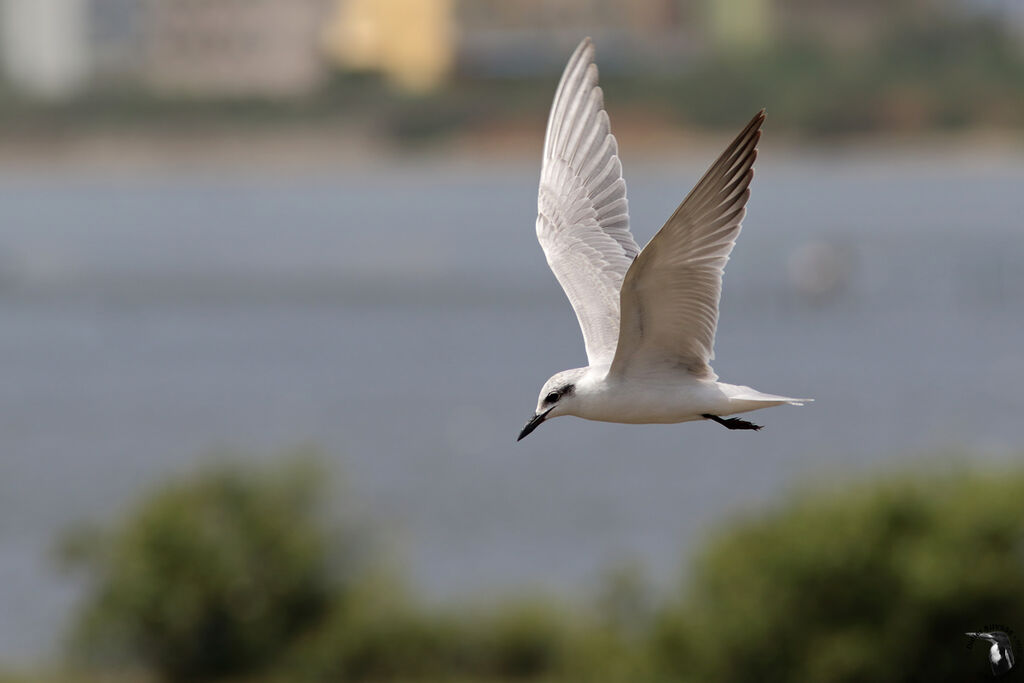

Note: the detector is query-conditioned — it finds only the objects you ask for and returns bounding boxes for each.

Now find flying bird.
[518,38,810,441]
[967,632,1016,677]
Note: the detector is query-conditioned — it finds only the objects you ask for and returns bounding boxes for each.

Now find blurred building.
[322,0,706,88]
[2,0,335,98]
[88,0,144,83]
[323,0,454,93]
[143,0,332,97]
[964,0,1024,39]
[455,0,702,77]
[776,0,949,50]
[0,0,90,98]
[3,0,994,101]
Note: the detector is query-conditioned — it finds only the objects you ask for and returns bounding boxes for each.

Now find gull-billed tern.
[518,38,810,441]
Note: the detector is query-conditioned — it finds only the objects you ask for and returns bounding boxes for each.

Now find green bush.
[284,575,462,681]
[59,454,362,681]
[293,593,584,681]
[654,468,1024,683]
[59,451,1024,683]
[58,452,647,683]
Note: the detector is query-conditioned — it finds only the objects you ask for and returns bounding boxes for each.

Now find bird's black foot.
[702,414,763,431]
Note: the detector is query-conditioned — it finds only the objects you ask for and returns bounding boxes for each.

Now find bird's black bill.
[517,408,552,441]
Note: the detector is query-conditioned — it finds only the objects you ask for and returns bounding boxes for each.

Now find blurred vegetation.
[51,454,1024,682]
[654,468,1024,682]
[5,11,1024,145]
[57,455,365,680]
[56,453,648,682]
[657,15,1024,137]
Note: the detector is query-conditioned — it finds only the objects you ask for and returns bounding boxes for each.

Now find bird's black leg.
[702,414,763,431]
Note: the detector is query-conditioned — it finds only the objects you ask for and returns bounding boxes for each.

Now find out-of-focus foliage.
[58,454,363,680]
[293,595,587,681]
[661,15,1024,137]
[653,468,1024,683]
[57,453,649,682]
[279,564,654,681]
[57,455,1024,682]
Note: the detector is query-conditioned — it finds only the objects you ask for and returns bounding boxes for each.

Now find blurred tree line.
[3,6,1024,144]
[43,452,1024,683]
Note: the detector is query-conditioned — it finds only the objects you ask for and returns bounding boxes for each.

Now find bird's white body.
[555,366,799,425]
[518,38,809,440]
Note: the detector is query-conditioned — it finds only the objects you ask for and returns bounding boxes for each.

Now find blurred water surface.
[1,154,1023,662]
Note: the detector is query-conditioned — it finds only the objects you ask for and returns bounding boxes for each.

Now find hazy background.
[2,0,1024,679]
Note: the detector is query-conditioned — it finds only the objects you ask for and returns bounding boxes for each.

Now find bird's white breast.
[572,371,733,424]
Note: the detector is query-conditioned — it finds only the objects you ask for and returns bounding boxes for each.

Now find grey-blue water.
[1,155,1023,663]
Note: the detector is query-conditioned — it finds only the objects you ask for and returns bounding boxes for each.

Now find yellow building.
[706,0,772,52]
[323,0,455,93]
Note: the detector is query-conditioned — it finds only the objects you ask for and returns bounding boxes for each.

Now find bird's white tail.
[731,387,813,406]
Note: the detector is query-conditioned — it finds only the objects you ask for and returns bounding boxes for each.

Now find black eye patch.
[544,384,575,405]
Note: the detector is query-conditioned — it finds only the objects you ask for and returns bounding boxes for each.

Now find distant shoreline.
[1,120,1024,173]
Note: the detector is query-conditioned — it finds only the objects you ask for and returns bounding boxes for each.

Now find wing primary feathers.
[609,110,765,379]
[535,38,640,367]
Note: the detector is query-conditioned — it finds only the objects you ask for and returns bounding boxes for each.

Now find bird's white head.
[518,367,589,441]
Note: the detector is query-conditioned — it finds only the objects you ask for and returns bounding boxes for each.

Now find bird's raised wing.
[610,110,764,380]
[536,38,638,367]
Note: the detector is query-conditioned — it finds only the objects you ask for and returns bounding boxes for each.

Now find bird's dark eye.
[545,391,560,404]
